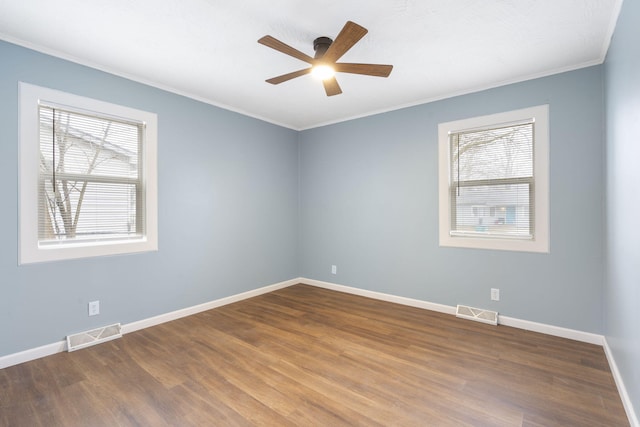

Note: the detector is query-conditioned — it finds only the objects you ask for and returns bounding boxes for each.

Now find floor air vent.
[456,305,498,326]
[67,323,122,352]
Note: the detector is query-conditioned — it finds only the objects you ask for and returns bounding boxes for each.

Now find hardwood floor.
[0,284,629,426]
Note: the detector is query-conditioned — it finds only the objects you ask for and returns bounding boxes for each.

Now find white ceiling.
[0,0,622,130]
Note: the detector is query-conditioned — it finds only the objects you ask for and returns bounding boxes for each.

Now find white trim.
[306,276,635,425]
[0,340,67,369]
[300,278,456,315]
[0,278,300,369]
[604,338,640,427]
[302,60,602,131]
[299,278,602,345]
[437,105,550,253]
[498,315,603,345]
[0,277,611,372]
[1,35,297,131]
[1,277,632,425]
[18,82,158,264]
[601,0,625,62]
[0,33,606,132]
[121,278,299,334]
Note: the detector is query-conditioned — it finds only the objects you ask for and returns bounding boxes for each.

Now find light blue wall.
[299,67,605,333]
[604,0,640,420]
[0,40,299,357]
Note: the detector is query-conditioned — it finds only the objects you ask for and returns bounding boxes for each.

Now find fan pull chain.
[52,108,56,195]
[456,134,460,197]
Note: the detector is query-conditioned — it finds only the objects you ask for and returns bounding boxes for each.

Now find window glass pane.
[452,183,532,238]
[39,180,139,241]
[449,122,534,240]
[39,108,139,179]
[452,123,533,182]
[38,106,142,242]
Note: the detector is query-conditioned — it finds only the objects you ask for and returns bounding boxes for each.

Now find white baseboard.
[0,277,611,364]
[121,277,299,334]
[0,277,640,427]
[300,278,457,315]
[300,278,604,344]
[300,278,634,426]
[604,337,640,427]
[497,315,604,345]
[1,276,634,425]
[0,275,630,419]
[0,277,300,369]
[0,340,66,370]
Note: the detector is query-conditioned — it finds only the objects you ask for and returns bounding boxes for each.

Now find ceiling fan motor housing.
[313,36,333,59]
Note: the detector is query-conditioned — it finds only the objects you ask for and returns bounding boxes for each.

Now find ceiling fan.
[258,21,393,96]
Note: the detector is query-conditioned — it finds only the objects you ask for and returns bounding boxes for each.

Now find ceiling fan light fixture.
[311,64,335,80]
[258,21,393,96]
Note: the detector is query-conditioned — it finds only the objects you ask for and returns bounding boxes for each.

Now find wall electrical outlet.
[331,265,337,275]
[490,288,500,301]
[88,300,100,316]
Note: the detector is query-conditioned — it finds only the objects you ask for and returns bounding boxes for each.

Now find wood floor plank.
[0,284,629,426]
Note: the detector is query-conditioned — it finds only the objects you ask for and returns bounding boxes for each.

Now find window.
[19,82,157,264]
[438,105,549,253]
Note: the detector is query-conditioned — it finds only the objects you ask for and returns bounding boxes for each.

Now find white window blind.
[449,121,534,239]
[38,105,145,244]
[438,105,549,253]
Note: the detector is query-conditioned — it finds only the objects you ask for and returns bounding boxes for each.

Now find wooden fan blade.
[266,68,312,85]
[258,35,315,64]
[322,77,342,96]
[322,21,368,63]
[334,63,393,77]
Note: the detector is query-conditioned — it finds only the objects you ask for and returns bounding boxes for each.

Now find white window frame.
[19,82,158,264]
[438,105,549,253]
